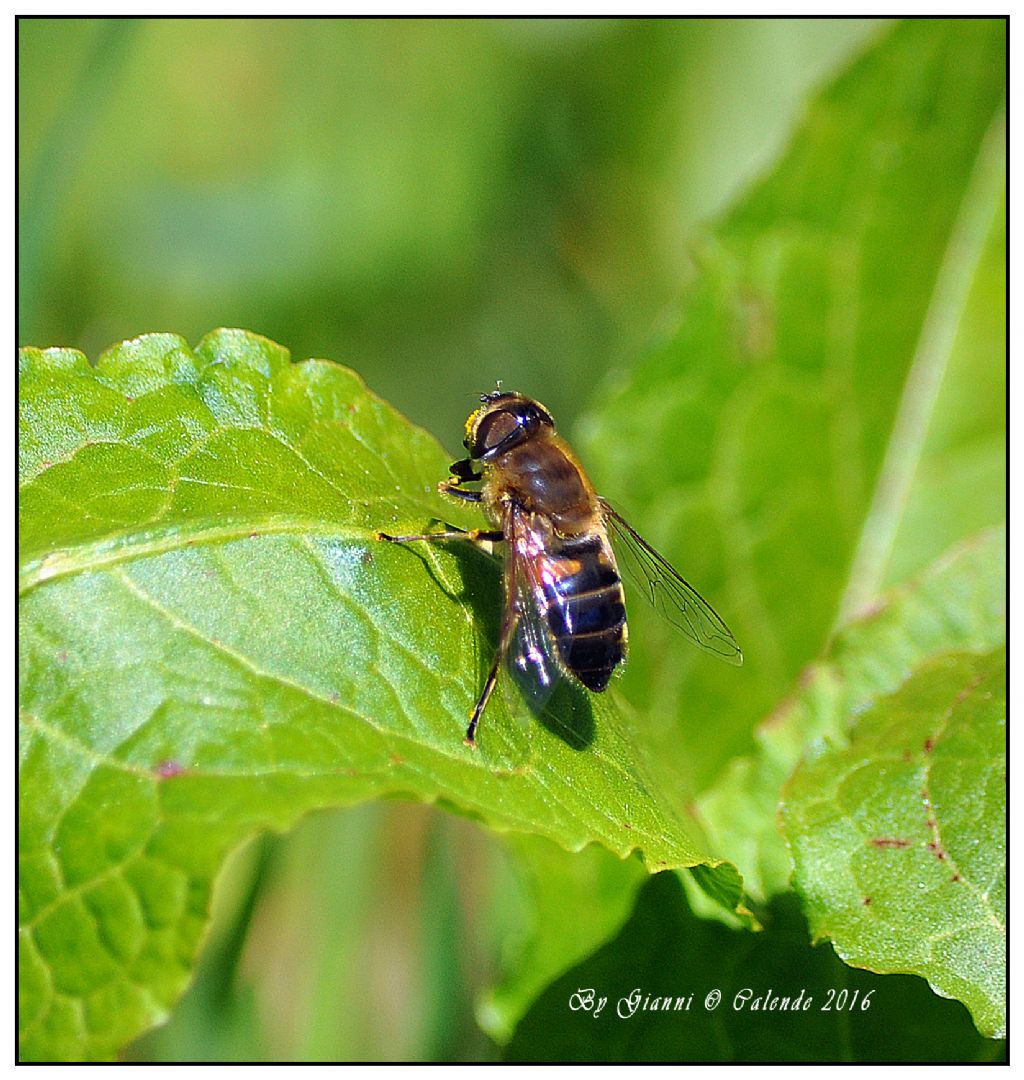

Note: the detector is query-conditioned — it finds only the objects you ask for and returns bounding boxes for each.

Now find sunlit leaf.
[18,329,737,1060]
[698,527,1005,900]
[780,648,1005,1039]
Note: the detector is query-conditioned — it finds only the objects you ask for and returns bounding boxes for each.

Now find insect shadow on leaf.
[384,521,595,750]
[526,674,594,751]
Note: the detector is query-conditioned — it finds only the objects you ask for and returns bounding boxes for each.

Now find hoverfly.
[377,390,742,745]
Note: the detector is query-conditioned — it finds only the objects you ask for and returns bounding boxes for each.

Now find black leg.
[375,513,508,746]
[449,457,483,483]
[466,609,517,746]
[375,527,503,544]
[439,480,483,503]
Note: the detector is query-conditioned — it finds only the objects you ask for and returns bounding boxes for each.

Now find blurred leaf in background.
[575,13,1005,1046]
[580,16,1004,797]
[19,17,882,437]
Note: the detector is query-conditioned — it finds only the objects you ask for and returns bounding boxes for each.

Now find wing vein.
[600,498,742,666]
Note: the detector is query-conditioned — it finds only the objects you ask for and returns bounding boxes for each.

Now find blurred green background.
[19,17,882,440]
[19,17,888,1061]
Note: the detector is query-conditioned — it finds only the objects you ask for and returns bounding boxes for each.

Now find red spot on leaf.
[863,897,872,905]
[870,838,911,849]
[951,873,962,882]
[155,760,186,778]
[923,737,935,753]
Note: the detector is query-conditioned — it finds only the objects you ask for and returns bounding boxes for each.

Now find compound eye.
[473,409,520,458]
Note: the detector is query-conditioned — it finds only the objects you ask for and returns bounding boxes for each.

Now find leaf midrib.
[24,534,702,864]
[836,106,1006,625]
[18,517,383,596]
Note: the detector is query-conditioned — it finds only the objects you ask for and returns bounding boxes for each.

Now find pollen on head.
[465,405,485,441]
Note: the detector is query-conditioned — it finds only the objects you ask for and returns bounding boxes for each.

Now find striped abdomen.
[542,534,627,692]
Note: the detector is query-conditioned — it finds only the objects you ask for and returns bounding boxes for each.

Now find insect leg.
[466,607,517,746]
[438,480,483,502]
[448,457,483,483]
[375,528,503,544]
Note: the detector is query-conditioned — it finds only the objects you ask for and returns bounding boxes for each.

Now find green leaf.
[698,527,1005,901]
[780,648,1005,1039]
[478,836,648,1043]
[879,186,1006,592]
[505,872,1003,1062]
[18,329,734,1060]
[577,17,1005,806]
[568,18,1005,1040]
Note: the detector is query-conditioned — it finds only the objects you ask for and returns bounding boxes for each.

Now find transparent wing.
[600,498,743,666]
[504,508,565,709]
